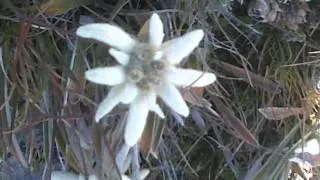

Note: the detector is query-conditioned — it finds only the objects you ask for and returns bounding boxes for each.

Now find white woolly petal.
[88,175,99,180]
[161,29,204,64]
[151,104,165,118]
[76,23,136,52]
[78,174,98,180]
[139,169,150,179]
[120,83,138,104]
[149,13,164,47]
[122,175,131,180]
[51,171,78,180]
[294,138,320,155]
[121,169,150,180]
[153,51,163,60]
[168,68,216,87]
[125,96,149,146]
[85,66,125,85]
[115,143,131,172]
[109,48,130,65]
[146,93,165,118]
[157,83,189,117]
[95,85,123,122]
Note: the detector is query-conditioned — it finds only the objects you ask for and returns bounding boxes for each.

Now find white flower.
[51,170,148,180]
[51,171,78,180]
[122,169,150,180]
[77,13,216,147]
[51,171,98,180]
[288,138,320,177]
[294,138,320,155]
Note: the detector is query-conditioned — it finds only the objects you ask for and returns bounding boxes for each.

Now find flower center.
[125,43,166,91]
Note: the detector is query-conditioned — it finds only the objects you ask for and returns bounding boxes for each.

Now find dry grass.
[0,0,319,179]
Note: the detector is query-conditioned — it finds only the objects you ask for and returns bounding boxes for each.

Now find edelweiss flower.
[77,13,216,147]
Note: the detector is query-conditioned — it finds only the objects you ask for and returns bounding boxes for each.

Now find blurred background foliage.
[0,0,320,179]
